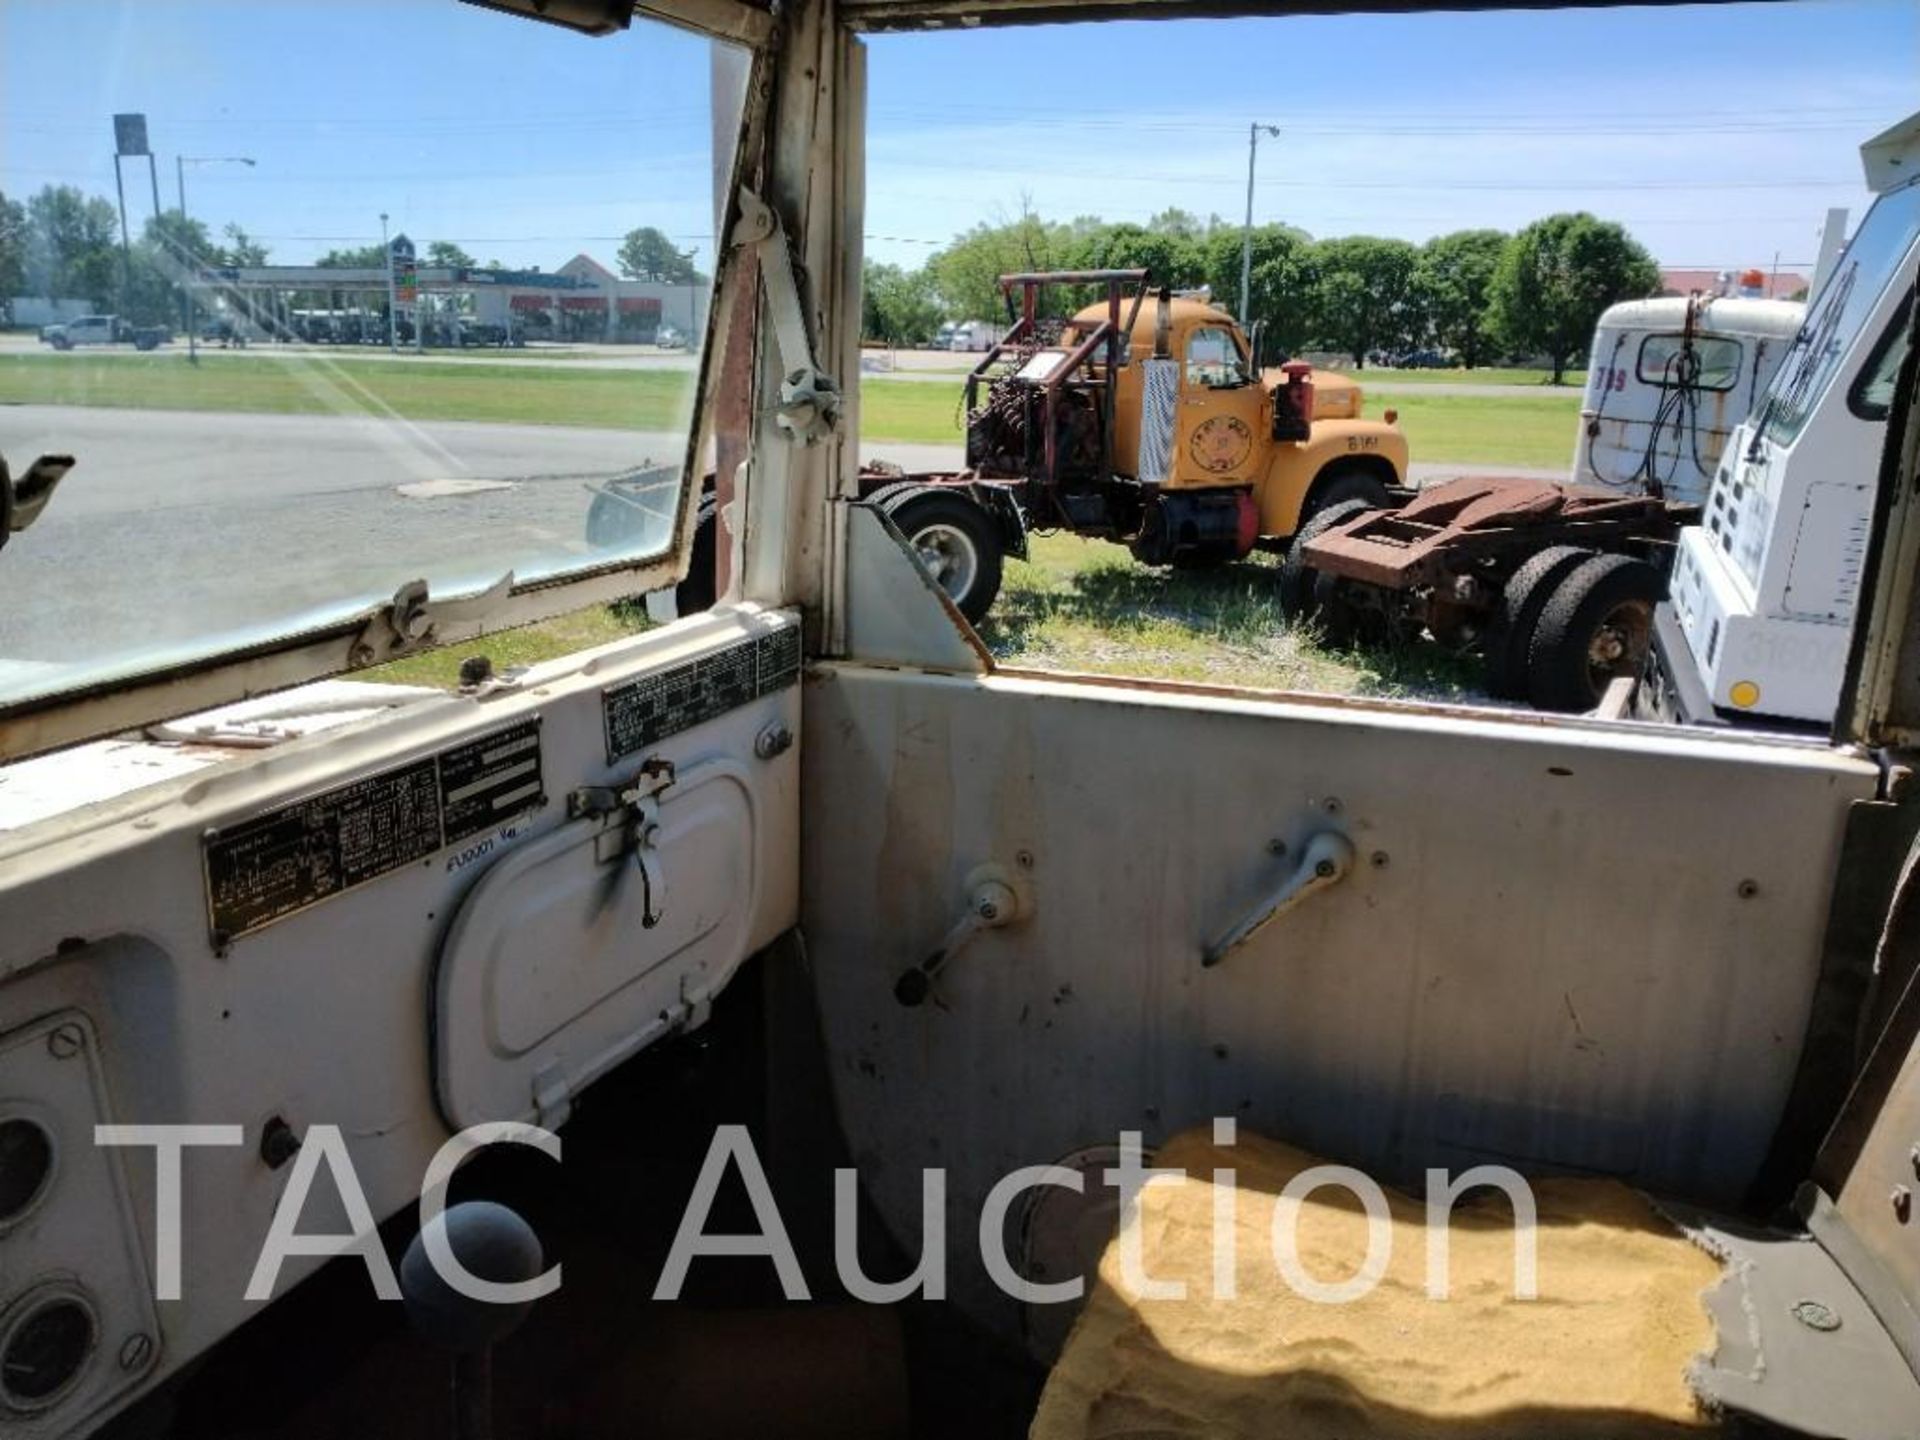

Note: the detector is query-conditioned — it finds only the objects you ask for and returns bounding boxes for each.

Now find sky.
[1,0,1914,283]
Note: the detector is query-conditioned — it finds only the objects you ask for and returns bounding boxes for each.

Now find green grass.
[1379,390,1578,468]
[1356,367,1585,388]
[0,351,1581,467]
[364,604,652,688]
[0,353,695,430]
[979,533,1480,699]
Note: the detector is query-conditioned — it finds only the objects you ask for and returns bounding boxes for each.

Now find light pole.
[381,213,397,351]
[1239,122,1281,330]
[177,155,255,365]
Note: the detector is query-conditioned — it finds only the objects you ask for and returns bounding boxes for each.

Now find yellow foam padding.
[1032,1128,1725,1440]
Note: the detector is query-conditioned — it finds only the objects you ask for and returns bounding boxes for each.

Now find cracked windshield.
[0,3,741,705]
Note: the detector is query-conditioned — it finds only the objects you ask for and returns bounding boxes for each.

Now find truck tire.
[1480,545,1593,701]
[1525,553,1665,713]
[880,485,1004,625]
[1278,497,1375,621]
[1303,464,1392,525]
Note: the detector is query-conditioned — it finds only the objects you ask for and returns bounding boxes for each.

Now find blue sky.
[2,0,1914,282]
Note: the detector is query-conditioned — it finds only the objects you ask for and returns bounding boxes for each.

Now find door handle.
[894,864,1027,1007]
[1203,831,1354,968]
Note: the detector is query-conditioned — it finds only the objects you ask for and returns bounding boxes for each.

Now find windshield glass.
[0,4,743,709]
[1760,178,1920,448]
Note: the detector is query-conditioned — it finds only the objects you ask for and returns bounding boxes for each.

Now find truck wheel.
[1303,464,1392,525]
[1525,553,1665,713]
[881,486,1004,625]
[1277,497,1374,620]
[1480,546,1593,701]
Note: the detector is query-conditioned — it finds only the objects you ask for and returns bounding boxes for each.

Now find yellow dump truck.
[860,269,1409,620]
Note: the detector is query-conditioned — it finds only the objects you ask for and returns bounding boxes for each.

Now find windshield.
[0,4,744,710]
[1760,178,1920,448]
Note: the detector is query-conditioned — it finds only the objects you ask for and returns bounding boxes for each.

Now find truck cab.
[1655,172,1919,726]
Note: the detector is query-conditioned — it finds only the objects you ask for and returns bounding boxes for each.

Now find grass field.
[0,352,1581,468]
[1360,367,1584,388]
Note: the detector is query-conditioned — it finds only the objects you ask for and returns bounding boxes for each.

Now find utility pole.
[1239,122,1281,330]
[382,213,397,351]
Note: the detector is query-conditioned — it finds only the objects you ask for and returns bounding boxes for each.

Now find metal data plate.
[602,626,800,762]
[202,718,545,943]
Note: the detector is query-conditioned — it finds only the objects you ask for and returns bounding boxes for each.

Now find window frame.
[1184,324,1249,389]
[1635,332,1744,392]
[1849,292,1916,423]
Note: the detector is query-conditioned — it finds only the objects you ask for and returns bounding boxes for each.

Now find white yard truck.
[1576,294,1804,507]
[1642,114,1919,729]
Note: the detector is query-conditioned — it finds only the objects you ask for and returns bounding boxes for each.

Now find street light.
[177,155,256,365]
[1239,123,1281,331]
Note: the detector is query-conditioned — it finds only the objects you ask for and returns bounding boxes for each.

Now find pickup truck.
[40,314,168,351]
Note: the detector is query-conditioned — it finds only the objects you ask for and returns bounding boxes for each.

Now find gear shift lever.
[400,1201,545,1440]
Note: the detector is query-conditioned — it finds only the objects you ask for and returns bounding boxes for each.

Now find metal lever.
[568,757,675,929]
[895,871,1021,1007]
[1203,831,1355,969]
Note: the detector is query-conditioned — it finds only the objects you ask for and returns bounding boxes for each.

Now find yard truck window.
[0,4,742,712]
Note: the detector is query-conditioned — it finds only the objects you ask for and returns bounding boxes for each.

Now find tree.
[1308,236,1422,367]
[1201,223,1315,359]
[1414,229,1507,369]
[222,223,269,267]
[1487,213,1660,383]
[927,204,1075,321]
[1068,222,1206,294]
[0,191,26,317]
[861,261,943,345]
[617,226,699,283]
[316,243,387,268]
[426,240,476,269]
[24,185,120,308]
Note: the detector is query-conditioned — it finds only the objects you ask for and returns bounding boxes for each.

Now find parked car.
[656,325,689,350]
[42,315,167,350]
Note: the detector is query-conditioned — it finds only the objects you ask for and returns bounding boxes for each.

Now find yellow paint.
[1069,297,1406,541]
[1729,680,1761,709]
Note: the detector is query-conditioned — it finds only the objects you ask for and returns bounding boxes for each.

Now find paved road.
[0,403,1559,698]
[0,404,951,695]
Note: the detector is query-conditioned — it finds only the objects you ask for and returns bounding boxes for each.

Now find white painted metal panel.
[800,664,1875,1336]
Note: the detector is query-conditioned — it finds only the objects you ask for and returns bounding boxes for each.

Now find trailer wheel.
[1277,497,1375,620]
[1525,553,1666,713]
[1480,545,1594,700]
[881,486,1004,625]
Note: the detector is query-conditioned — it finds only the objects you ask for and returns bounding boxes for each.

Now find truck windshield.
[0,3,742,714]
[1760,178,1920,448]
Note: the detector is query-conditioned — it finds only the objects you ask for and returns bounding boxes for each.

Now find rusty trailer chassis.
[1304,475,1697,617]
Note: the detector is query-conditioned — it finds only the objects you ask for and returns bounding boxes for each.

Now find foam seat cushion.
[1032,1128,1725,1440]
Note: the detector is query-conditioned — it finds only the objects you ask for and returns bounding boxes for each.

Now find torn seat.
[1030,1127,1920,1440]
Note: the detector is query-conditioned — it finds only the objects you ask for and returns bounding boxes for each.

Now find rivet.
[1016,849,1036,870]
[1370,850,1390,869]
[1314,859,1336,879]
[1267,838,1288,856]
[1789,1299,1841,1332]
[1737,879,1760,899]
[1322,797,1343,815]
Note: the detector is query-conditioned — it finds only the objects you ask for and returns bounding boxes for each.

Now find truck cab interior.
[1,1,1919,1437]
